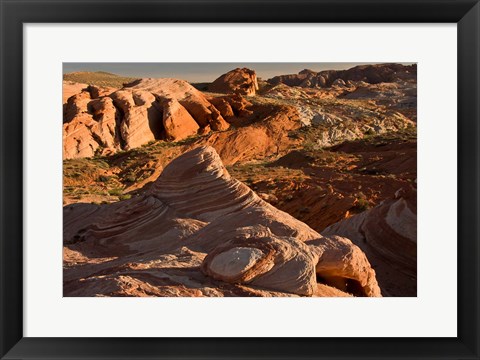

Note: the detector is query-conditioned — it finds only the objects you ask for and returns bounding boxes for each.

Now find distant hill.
[63,71,137,88]
[268,63,416,88]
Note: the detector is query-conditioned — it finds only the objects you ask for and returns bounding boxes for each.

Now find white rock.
[209,247,264,278]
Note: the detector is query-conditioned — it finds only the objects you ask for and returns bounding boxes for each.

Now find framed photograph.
[1,0,479,359]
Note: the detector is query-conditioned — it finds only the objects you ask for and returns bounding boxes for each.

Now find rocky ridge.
[268,63,416,88]
[64,146,381,297]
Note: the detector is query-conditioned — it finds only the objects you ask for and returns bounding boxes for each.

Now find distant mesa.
[208,67,259,96]
[63,146,382,297]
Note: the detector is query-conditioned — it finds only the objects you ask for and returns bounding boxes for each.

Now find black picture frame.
[1,0,479,359]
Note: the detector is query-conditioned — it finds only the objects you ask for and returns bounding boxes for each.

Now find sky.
[63,62,411,83]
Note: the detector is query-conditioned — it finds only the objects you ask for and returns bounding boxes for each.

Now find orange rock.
[63,90,121,159]
[64,146,381,297]
[63,81,88,104]
[63,78,231,159]
[208,97,235,118]
[161,98,199,141]
[209,68,259,96]
[127,78,230,131]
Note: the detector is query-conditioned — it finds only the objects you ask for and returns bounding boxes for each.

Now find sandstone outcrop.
[209,68,259,96]
[161,98,200,141]
[63,81,88,104]
[110,90,162,149]
[188,104,302,165]
[64,146,381,297]
[209,94,254,120]
[322,187,417,296]
[307,235,381,297]
[63,78,231,158]
[63,64,416,160]
[126,78,230,131]
[63,90,121,159]
[63,64,417,298]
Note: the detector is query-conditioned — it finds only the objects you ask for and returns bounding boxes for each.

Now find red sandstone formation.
[63,78,231,159]
[63,146,381,297]
[63,64,416,160]
[209,68,259,96]
[323,187,417,296]
[63,64,417,297]
[63,81,88,104]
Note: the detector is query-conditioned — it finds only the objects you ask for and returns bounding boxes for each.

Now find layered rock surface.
[323,187,417,296]
[64,146,381,297]
[209,68,259,96]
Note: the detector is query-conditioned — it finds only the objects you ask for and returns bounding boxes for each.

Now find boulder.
[161,98,200,141]
[209,68,259,96]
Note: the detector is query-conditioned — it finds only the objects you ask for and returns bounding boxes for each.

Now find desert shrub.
[353,192,370,212]
[108,188,123,196]
[94,160,110,170]
[125,175,136,183]
[97,175,111,182]
[354,198,370,211]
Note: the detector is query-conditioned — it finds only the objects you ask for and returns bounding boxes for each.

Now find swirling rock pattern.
[64,146,381,297]
[322,187,417,296]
